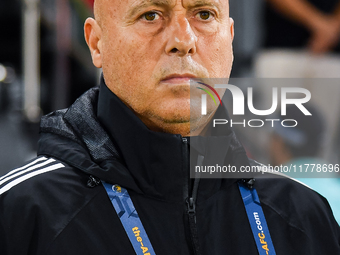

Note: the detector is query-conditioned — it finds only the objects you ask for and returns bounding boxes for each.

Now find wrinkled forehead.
[94,0,229,6]
[94,0,229,20]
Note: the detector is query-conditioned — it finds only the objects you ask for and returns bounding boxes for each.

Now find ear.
[229,17,234,41]
[84,18,102,68]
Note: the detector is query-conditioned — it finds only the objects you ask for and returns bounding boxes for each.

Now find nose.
[165,15,197,57]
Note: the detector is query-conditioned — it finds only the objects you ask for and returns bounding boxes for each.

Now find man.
[0,1,339,254]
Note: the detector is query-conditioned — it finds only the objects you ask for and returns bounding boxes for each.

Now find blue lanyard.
[238,182,277,255]
[102,182,156,255]
[103,181,276,255]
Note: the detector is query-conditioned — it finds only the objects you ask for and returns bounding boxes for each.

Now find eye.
[143,12,160,21]
[196,11,213,20]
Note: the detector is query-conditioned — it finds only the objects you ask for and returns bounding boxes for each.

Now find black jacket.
[1,80,339,255]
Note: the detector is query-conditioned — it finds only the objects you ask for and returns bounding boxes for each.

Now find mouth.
[160,73,199,85]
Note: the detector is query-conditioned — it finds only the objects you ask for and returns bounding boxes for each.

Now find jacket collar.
[96,77,186,201]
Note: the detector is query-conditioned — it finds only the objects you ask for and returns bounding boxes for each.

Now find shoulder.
[249,161,340,252]
[253,168,339,244]
[0,156,94,206]
[0,156,67,195]
[256,174,328,216]
[0,156,105,254]
[251,160,334,222]
[0,156,67,197]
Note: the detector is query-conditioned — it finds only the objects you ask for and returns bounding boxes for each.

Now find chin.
[155,110,191,124]
[152,100,190,122]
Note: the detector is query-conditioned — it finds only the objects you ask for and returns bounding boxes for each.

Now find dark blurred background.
[0,0,98,171]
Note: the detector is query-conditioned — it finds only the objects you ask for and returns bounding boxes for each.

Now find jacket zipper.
[182,137,201,255]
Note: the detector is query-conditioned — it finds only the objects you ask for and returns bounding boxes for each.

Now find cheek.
[103,29,164,77]
[102,34,150,85]
[103,37,146,77]
[198,32,233,78]
[101,31,164,112]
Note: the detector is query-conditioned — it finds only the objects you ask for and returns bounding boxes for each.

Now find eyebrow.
[127,0,174,18]
[185,0,222,12]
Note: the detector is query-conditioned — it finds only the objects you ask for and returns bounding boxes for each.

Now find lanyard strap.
[238,182,277,255]
[102,182,156,255]
[103,181,275,255]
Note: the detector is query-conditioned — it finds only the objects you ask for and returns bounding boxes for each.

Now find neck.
[136,111,216,137]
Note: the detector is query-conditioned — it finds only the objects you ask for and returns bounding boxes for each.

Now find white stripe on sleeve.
[0,163,65,195]
[0,157,48,181]
[0,158,56,186]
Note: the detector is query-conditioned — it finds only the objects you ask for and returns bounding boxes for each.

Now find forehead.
[126,0,228,7]
[96,0,229,16]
